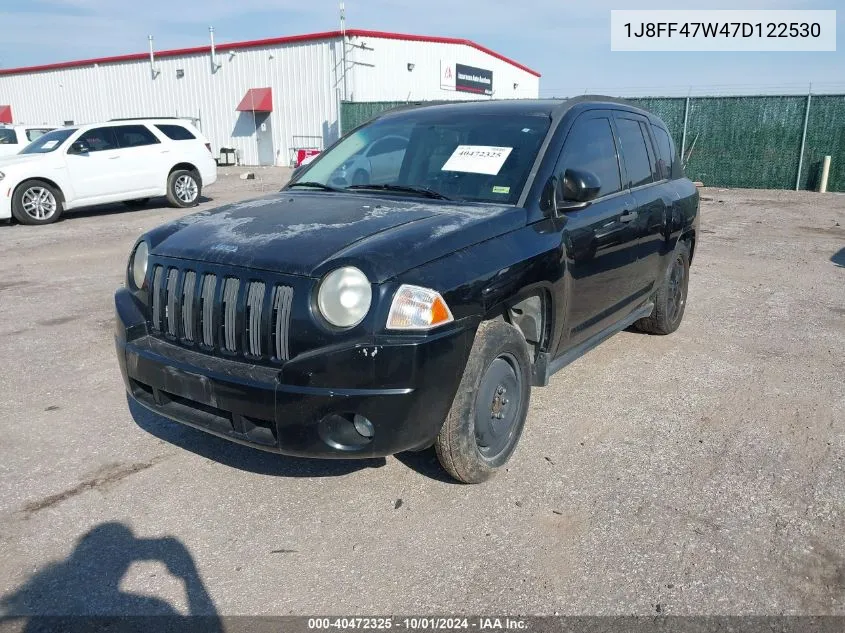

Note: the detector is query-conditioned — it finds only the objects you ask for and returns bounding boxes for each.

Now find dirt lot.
[0,171,842,617]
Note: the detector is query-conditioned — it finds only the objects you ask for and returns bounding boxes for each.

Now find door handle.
[619,211,638,223]
[108,155,120,160]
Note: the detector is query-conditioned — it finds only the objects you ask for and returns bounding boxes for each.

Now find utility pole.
[340,1,348,101]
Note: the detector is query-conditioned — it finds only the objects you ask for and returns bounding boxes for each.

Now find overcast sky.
[1,0,842,96]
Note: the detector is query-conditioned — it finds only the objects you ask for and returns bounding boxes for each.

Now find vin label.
[610,10,836,51]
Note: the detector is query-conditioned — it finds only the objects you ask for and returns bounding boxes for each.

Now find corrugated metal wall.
[343,95,845,192]
[0,35,539,166]
[0,39,341,166]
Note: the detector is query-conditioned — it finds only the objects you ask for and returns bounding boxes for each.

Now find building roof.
[0,29,540,78]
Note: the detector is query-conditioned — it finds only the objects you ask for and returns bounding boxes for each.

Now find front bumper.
[115,288,473,458]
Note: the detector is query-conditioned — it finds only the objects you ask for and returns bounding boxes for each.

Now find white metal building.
[0,29,540,166]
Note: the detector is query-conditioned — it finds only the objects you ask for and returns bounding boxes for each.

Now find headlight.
[317,266,372,328]
[386,284,454,330]
[129,241,149,289]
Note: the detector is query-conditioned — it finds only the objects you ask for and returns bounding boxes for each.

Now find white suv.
[0,119,217,225]
[0,125,56,157]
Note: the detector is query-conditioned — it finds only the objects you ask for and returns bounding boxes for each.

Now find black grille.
[149,265,292,363]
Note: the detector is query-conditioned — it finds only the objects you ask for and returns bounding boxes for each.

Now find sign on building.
[440,62,493,96]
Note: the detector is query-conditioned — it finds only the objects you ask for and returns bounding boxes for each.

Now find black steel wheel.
[435,320,531,483]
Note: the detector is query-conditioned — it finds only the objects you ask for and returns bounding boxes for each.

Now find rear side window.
[26,128,51,142]
[651,125,674,180]
[616,117,654,188]
[556,117,622,197]
[114,125,160,148]
[0,129,17,144]
[155,124,196,141]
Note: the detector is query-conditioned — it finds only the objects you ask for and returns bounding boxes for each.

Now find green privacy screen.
[340,95,845,192]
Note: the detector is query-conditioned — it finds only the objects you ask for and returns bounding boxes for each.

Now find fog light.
[353,414,374,438]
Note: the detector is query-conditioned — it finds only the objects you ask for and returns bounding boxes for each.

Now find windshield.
[20,128,77,154]
[294,112,551,204]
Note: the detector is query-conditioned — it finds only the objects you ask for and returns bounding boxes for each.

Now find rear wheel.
[11,180,63,225]
[636,241,690,335]
[435,320,531,484]
[166,170,201,208]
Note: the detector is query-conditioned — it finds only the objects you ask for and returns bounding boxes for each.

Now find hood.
[148,192,526,282]
[0,153,48,167]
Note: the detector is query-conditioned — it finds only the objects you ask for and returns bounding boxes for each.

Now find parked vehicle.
[0,119,217,225]
[0,124,55,157]
[114,97,699,483]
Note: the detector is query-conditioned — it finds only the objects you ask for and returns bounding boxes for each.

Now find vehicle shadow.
[394,448,460,485]
[832,247,845,268]
[64,196,214,219]
[128,396,387,478]
[0,521,221,633]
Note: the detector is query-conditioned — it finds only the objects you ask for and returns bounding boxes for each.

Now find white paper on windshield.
[441,145,513,176]
[42,140,59,149]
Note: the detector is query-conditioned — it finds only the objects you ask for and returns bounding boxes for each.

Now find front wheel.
[435,320,532,484]
[11,181,64,225]
[166,170,201,208]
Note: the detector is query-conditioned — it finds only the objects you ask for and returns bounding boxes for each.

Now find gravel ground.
[0,175,842,618]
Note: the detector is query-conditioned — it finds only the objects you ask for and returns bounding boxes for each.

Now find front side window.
[295,112,551,204]
[616,117,654,189]
[114,125,160,148]
[556,117,622,197]
[20,128,77,154]
[76,128,119,152]
[0,129,17,145]
[26,128,52,142]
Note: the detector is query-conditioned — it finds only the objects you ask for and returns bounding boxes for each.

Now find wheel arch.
[13,177,65,203]
[169,163,201,185]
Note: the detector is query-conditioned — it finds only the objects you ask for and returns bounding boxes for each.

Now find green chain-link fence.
[341,95,845,192]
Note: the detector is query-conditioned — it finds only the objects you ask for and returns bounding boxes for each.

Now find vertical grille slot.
[151,265,164,331]
[221,277,240,352]
[165,268,179,337]
[245,281,266,357]
[271,285,293,361]
[181,271,196,342]
[199,273,216,347]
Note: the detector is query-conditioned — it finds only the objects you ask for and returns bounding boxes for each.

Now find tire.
[11,180,63,225]
[123,198,150,209]
[635,241,691,335]
[435,320,532,484]
[352,169,369,186]
[166,170,201,208]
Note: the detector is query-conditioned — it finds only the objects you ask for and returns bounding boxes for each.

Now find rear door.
[613,113,676,298]
[112,124,163,192]
[0,128,19,157]
[554,110,639,353]
[65,126,123,200]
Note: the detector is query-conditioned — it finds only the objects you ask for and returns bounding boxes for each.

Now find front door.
[64,127,125,201]
[552,111,641,354]
[254,113,274,166]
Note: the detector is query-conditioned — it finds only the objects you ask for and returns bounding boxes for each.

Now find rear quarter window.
[651,125,675,180]
[155,124,196,141]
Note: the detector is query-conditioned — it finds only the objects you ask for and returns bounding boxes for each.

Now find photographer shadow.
[0,522,221,633]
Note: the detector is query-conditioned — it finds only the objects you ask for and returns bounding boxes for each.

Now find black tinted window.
[616,118,654,188]
[77,127,119,152]
[557,117,621,197]
[638,121,661,181]
[114,125,160,148]
[651,125,674,179]
[0,129,16,144]
[368,136,407,156]
[155,124,196,141]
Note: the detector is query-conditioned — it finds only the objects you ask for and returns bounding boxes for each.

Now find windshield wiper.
[287,181,345,192]
[345,184,452,200]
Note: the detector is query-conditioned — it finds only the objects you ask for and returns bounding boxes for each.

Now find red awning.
[236,88,272,112]
[0,105,12,124]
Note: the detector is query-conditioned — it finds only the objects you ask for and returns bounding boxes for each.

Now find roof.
[0,29,540,78]
[376,96,650,120]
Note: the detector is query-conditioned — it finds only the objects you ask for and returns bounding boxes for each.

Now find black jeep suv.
[115,97,699,483]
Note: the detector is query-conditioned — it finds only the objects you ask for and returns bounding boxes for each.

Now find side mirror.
[68,140,91,155]
[557,168,601,210]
